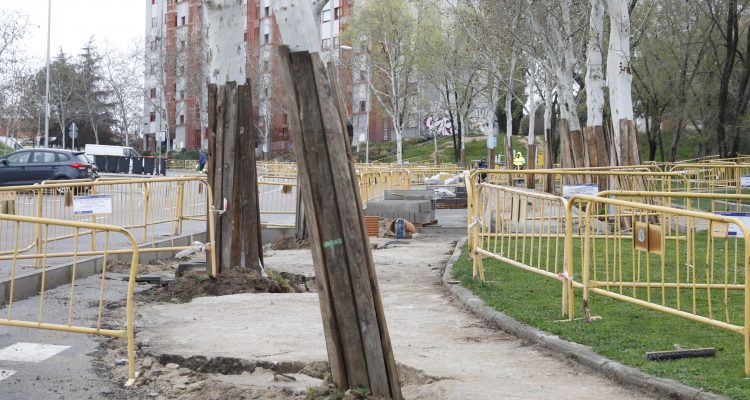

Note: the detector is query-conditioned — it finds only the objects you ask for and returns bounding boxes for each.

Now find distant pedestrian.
[513,151,526,170]
[197,150,207,172]
[478,158,488,183]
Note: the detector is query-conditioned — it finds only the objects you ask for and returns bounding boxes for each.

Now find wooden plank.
[559,119,573,169]
[278,47,348,389]
[206,84,217,275]
[593,126,610,190]
[327,68,403,399]
[290,51,371,389]
[213,85,226,272]
[229,83,242,268]
[237,80,262,270]
[313,53,391,397]
[221,83,238,269]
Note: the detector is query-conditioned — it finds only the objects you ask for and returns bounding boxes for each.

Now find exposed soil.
[139,268,298,304]
[269,236,311,250]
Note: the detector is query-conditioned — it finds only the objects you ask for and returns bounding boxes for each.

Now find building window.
[150,112,156,122]
[179,115,185,125]
[180,40,186,50]
[334,7,340,19]
[244,30,247,42]
[152,0,156,5]
[322,10,330,22]
[264,33,270,44]
[322,38,330,50]
[262,60,269,71]
[333,37,339,47]
[264,87,269,98]
[181,16,186,25]
[150,88,157,98]
[180,90,185,99]
[178,65,185,75]
[265,6,270,17]
[151,17,158,28]
[359,100,366,112]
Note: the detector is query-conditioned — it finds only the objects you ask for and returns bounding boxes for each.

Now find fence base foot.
[124,371,142,388]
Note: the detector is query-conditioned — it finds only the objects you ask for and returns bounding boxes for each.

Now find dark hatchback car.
[0,149,98,186]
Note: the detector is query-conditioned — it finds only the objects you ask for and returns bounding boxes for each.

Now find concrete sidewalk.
[137,235,655,399]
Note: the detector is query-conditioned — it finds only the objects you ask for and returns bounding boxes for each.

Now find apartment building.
[144,0,394,153]
[144,0,203,152]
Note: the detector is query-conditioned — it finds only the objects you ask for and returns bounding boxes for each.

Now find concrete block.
[365,200,435,224]
[384,190,435,202]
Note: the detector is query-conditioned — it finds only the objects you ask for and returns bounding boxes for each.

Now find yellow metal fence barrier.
[568,194,750,375]
[471,184,570,301]
[0,214,141,385]
[468,177,750,374]
[0,176,213,252]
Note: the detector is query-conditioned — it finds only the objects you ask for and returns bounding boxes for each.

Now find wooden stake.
[279,47,402,399]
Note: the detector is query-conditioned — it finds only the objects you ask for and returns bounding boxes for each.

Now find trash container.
[118,157,130,174]
[95,155,106,173]
[132,157,143,174]
[107,156,120,173]
[143,157,155,175]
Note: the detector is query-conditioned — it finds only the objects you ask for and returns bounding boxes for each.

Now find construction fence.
[467,169,750,375]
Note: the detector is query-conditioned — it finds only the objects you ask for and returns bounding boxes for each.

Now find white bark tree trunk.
[558,0,581,132]
[505,54,516,155]
[394,122,403,164]
[606,0,635,164]
[205,0,246,84]
[544,81,552,138]
[586,0,605,127]
[528,72,538,152]
[272,0,322,54]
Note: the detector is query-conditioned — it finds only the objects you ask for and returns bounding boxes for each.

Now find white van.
[84,144,141,158]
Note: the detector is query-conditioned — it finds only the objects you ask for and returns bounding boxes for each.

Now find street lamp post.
[43,0,52,148]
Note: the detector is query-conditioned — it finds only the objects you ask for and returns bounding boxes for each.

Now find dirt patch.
[269,237,311,250]
[139,268,299,304]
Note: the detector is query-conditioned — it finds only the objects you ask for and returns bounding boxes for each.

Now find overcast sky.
[3,0,145,60]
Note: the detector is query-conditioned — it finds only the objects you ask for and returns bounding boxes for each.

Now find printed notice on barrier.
[73,195,112,215]
[741,175,750,188]
[0,191,15,201]
[715,212,750,237]
[562,183,599,199]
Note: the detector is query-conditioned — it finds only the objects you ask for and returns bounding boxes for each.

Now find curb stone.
[442,237,728,400]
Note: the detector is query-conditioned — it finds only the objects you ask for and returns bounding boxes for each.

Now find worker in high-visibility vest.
[513,151,526,170]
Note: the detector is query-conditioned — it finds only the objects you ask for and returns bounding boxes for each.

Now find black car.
[0,149,98,186]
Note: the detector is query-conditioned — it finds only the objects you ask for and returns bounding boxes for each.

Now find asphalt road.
[0,271,151,400]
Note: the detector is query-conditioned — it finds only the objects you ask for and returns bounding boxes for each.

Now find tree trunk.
[715,0,738,157]
[586,0,606,129]
[606,0,636,165]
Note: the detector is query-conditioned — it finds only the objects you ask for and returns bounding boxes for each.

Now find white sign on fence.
[562,184,599,199]
[741,175,750,189]
[715,212,750,237]
[0,192,15,202]
[73,195,112,215]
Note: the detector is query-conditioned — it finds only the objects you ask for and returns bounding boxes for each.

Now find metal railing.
[567,194,750,374]
[0,214,141,385]
[471,184,570,305]
[467,175,750,374]
[0,176,214,273]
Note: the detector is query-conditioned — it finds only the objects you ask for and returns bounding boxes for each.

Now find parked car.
[0,149,98,187]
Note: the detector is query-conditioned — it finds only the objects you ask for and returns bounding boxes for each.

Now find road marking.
[0,370,16,382]
[0,343,70,363]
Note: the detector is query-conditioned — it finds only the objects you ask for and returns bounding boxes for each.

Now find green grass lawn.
[456,231,750,399]
[373,135,531,165]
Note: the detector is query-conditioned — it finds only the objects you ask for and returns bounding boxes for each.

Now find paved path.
[139,235,655,399]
